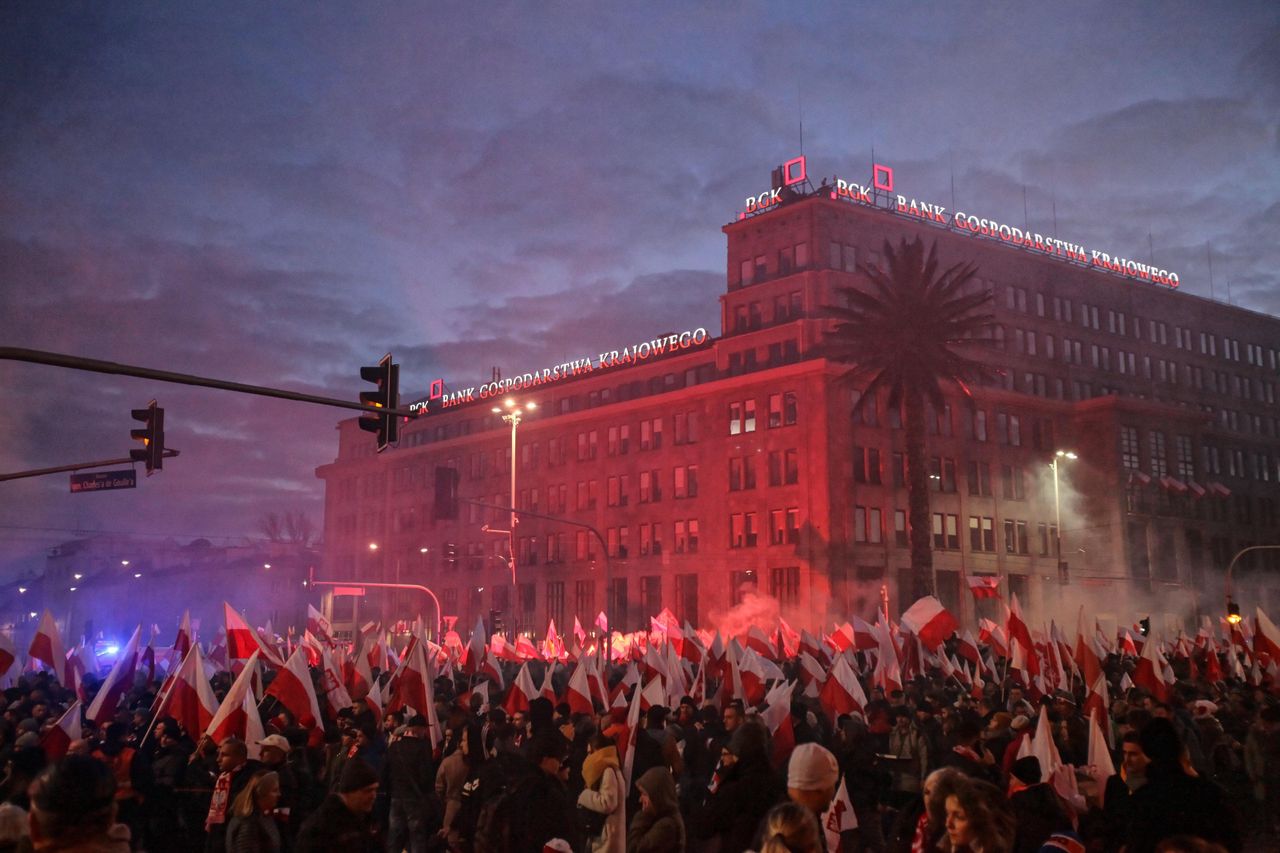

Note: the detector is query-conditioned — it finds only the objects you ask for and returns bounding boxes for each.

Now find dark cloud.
[1,2,1277,571]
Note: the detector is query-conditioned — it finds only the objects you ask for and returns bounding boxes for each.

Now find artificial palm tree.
[824,236,997,603]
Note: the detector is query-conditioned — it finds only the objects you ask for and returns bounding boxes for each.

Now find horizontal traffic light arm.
[0,449,181,483]
[0,348,422,419]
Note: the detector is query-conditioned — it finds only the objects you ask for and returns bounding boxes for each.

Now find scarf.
[582,745,620,790]
[205,769,235,830]
[909,810,929,853]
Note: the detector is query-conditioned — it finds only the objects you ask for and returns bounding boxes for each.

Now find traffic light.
[489,609,505,636]
[358,354,399,451]
[129,400,164,475]
[1139,617,1151,637]
[433,466,460,520]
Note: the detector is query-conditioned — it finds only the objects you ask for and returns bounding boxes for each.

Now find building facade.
[316,161,1280,637]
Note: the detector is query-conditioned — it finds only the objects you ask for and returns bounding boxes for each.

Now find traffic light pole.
[0,449,181,482]
[0,348,421,419]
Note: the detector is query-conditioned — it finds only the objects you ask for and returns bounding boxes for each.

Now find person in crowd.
[1244,704,1280,838]
[382,713,438,853]
[476,731,582,853]
[1005,757,1071,853]
[696,719,782,853]
[26,755,132,852]
[1124,717,1242,853]
[202,737,260,853]
[785,742,840,825]
[436,721,482,849]
[757,801,823,853]
[295,758,381,853]
[940,777,1015,853]
[254,735,298,838]
[940,717,998,783]
[627,766,684,853]
[225,770,283,853]
[886,708,929,807]
[887,766,965,853]
[576,731,624,853]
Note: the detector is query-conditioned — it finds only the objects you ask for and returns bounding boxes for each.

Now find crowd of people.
[0,624,1277,853]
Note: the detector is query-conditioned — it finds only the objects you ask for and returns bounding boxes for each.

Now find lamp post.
[493,398,535,584]
[1224,545,1280,624]
[1050,450,1077,584]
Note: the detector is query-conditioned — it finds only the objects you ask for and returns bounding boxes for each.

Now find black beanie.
[338,759,379,792]
[1011,755,1042,785]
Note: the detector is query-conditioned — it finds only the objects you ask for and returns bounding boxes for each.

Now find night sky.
[2,2,1277,575]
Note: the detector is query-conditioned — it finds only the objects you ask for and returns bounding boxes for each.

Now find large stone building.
[315,158,1280,638]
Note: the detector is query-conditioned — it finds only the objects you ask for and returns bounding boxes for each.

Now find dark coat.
[628,767,685,853]
[1124,765,1242,853]
[226,812,283,853]
[696,756,783,853]
[294,793,379,853]
[1008,783,1072,853]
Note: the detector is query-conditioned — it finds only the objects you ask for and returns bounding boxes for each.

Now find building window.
[674,464,698,499]
[967,461,992,496]
[673,412,698,445]
[729,512,758,548]
[1001,465,1025,500]
[639,469,662,502]
[729,400,757,435]
[894,510,908,547]
[932,513,959,549]
[969,516,996,552]
[1149,431,1168,478]
[607,425,630,456]
[853,446,882,485]
[730,570,758,604]
[770,509,787,545]
[729,456,756,491]
[855,507,883,544]
[769,566,801,607]
[640,418,663,450]
[1003,519,1029,554]
[1120,426,1140,471]
[546,581,565,628]
[675,573,698,623]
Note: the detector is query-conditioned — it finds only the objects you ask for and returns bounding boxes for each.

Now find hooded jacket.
[627,767,684,853]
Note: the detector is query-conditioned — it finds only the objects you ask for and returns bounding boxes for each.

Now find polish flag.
[1254,607,1280,665]
[1005,594,1039,676]
[462,617,486,675]
[737,648,768,705]
[799,630,831,667]
[871,621,902,694]
[306,605,333,646]
[978,619,1008,659]
[539,663,558,702]
[515,634,541,661]
[965,575,1002,599]
[480,647,505,690]
[744,625,776,660]
[595,611,609,635]
[0,632,15,680]
[318,645,352,715]
[155,645,219,738]
[760,680,796,765]
[818,653,868,724]
[265,646,323,730]
[680,622,705,664]
[798,652,826,689]
[348,644,373,700]
[639,675,666,712]
[1203,645,1223,683]
[619,668,644,789]
[1133,631,1171,702]
[573,617,587,648]
[388,638,441,750]
[173,610,193,659]
[225,603,283,668]
[566,661,594,715]
[1083,672,1111,743]
[364,677,383,718]
[1075,606,1104,689]
[41,701,82,761]
[86,625,142,726]
[956,630,982,667]
[206,651,266,758]
[503,662,537,716]
[28,610,67,682]
[900,597,958,650]
[821,774,858,848]
[1085,708,1116,805]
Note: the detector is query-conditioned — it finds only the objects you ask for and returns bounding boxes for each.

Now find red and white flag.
[173,610,193,659]
[41,700,82,760]
[956,630,982,667]
[225,603,283,668]
[28,610,67,682]
[900,596,958,650]
[619,669,644,790]
[966,575,1001,599]
[573,616,587,647]
[1254,607,1280,664]
[265,646,323,730]
[566,661,594,715]
[206,651,266,757]
[595,611,609,635]
[821,774,858,849]
[388,637,441,750]
[1133,631,1171,702]
[1005,594,1039,677]
[503,662,537,716]
[760,680,796,765]
[0,631,16,680]
[155,645,219,738]
[86,625,142,726]
[818,653,868,724]
[306,605,334,646]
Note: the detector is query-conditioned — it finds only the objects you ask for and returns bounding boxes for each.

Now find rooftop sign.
[742,155,1180,289]
[408,327,710,416]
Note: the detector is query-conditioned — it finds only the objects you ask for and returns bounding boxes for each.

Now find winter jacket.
[628,767,685,853]
[225,811,283,853]
[1124,764,1242,853]
[696,755,782,853]
[435,751,470,847]
[294,793,379,853]
[577,753,625,853]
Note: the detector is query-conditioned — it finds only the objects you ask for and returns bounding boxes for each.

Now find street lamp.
[492,398,536,583]
[1224,545,1280,625]
[1050,450,1078,584]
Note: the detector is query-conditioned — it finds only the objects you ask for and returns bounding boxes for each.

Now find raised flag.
[760,680,796,765]
[566,661,594,715]
[821,774,858,850]
[0,631,15,677]
[900,596,958,650]
[1133,631,1171,702]
[389,637,441,749]
[86,625,142,726]
[173,610,193,659]
[595,611,609,635]
[619,668,644,790]
[1005,594,1039,677]
[206,650,262,745]
[818,654,868,724]
[224,603,284,668]
[41,701,82,760]
[503,662,537,715]
[306,605,334,646]
[155,645,219,738]
[1085,709,1115,806]
[1254,606,1280,664]
[956,630,982,667]
[28,610,67,681]
[265,646,324,730]
[965,575,1001,599]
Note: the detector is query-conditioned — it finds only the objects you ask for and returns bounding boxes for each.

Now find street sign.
[70,469,137,493]
[331,585,366,597]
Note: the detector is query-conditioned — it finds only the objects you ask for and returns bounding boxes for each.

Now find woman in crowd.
[225,771,282,853]
[757,801,823,853]
[940,778,1015,853]
[436,722,484,850]
[577,732,625,853]
[627,766,684,853]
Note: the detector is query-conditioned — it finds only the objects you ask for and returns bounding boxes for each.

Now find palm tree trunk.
[902,389,934,603]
